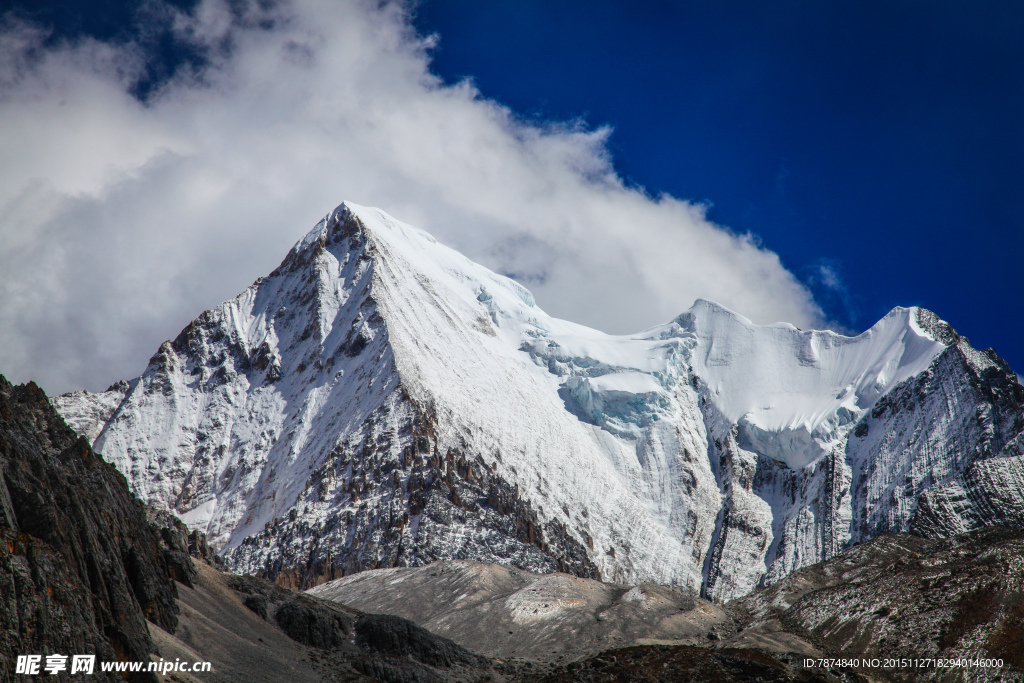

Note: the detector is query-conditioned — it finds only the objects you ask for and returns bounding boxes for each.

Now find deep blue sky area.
[4,0,1022,372]
[415,1,1023,371]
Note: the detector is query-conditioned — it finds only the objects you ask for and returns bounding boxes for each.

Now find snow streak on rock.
[55,203,1024,599]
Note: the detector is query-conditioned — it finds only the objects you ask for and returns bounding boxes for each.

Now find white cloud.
[0,0,825,394]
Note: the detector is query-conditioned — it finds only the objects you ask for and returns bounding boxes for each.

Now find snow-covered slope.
[54,202,1024,600]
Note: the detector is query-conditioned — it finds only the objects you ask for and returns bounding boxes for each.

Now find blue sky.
[413,0,1023,368]
[0,0,1020,390]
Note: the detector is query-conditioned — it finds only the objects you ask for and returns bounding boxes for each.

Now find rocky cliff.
[728,526,1024,681]
[1,375,179,682]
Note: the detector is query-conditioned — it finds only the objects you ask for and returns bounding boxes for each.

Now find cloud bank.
[0,0,824,394]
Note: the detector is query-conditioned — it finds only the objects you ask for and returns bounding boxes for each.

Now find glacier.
[54,202,1024,600]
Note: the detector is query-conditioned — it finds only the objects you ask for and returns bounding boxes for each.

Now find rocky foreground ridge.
[1,374,178,682]
[55,202,1024,600]
[0,372,496,682]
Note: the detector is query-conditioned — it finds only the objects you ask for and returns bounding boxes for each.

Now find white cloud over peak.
[0,0,824,393]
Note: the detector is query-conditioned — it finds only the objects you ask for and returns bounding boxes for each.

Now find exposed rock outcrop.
[728,526,1024,681]
[0,375,178,682]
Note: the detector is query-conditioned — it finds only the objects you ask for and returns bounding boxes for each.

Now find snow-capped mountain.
[54,203,1024,600]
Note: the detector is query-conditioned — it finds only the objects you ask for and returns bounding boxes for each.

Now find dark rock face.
[354,614,487,669]
[729,526,1024,681]
[227,573,355,649]
[853,330,1024,542]
[146,507,199,588]
[0,375,179,681]
[146,506,226,589]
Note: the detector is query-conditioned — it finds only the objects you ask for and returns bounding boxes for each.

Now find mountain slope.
[728,526,1024,681]
[1,375,179,682]
[54,202,1024,599]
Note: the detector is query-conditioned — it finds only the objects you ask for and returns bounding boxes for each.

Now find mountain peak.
[53,202,1024,601]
